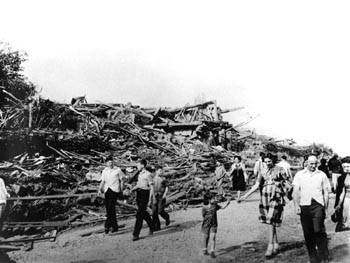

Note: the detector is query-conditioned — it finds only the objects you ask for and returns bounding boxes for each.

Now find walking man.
[98,155,124,234]
[131,159,155,241]
[152,165,170,231]
[292,155,331,263]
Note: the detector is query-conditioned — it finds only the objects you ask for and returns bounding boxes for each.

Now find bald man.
[292,155,331,263]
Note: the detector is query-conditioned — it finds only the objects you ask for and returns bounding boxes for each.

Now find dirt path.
[3,193,350,263]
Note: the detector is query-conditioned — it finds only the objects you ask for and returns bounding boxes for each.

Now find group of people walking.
[96,152,348,262]
[208,152,350,263]
[98,157,170,240]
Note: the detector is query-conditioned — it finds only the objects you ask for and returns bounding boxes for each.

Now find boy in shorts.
[201,192,231,258]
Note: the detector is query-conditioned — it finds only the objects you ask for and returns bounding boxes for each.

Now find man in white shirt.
[277,155,292,179]
[131,159,155,241]
[292,155,331,263]
[98,155,124,234]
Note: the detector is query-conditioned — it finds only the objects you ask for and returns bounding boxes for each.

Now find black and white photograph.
[1,1,350,262]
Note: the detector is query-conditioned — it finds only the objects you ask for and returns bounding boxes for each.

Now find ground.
[2,193,350,263]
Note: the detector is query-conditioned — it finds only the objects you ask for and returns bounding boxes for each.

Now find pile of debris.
[1,93,247,247]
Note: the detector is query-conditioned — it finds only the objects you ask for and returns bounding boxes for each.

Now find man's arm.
[292,173,301,215]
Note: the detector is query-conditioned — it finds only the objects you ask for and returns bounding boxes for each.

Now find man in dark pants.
[152,165,170,231]
[293,155,331,263]
[131,159,155,241]
[97,155,125,234]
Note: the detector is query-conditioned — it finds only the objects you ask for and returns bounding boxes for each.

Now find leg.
[133,190,147,238]
[272,226,280,254]
[300,206,319,262]
[109,191,118,231]
[209,232,216,253]
[104,189,112,231]
[312,202,329,261]
[202,233,209,255]
[152,197,161,231]
[137,190,155,232]
[237,190,241,200]
[265,225,274,257]
[159,198,170,225]
[209,232,217,258]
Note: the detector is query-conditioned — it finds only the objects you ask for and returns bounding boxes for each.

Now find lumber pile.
[0,93,244,246]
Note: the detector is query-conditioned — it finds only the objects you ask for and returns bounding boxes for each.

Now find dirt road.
[3,193,350,263]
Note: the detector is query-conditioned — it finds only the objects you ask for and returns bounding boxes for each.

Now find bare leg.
[237,190,241,200]
[265,225,274,257]
[202,233,209,253]
[209,232,216,253]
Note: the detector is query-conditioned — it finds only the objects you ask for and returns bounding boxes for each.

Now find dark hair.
[155,164,163,170]
[281,155,287,160]
[320,158,327,165]
[234,155,242,162]
[259,152,265,157]
[105,155,113,162]
[341,156,350,164]
[264,153,277,164]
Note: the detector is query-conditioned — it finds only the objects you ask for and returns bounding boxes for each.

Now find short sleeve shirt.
[153,176,168,194]
[100,167,123,193]
[292,169,331,206]
[136,170,153,190]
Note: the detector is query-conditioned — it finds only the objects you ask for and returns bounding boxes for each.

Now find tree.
[0,41,36,104]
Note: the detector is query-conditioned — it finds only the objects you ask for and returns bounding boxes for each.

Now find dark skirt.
[232,169,246,191]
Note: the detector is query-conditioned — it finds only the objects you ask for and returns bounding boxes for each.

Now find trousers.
[133,189,155,237]
[300,199,329,262]
[104,188,119,230]
[152,193,169,230]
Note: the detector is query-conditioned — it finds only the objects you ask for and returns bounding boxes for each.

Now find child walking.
[201,191,231,258]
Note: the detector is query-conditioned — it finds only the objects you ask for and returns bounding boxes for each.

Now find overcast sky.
[1,0,350,155]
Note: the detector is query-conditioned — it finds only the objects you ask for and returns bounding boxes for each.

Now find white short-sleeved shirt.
[136,170,153,190]
[292,169,331,206]
[100,167,123,193]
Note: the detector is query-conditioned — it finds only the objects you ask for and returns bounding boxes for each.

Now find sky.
[1,0,350,155]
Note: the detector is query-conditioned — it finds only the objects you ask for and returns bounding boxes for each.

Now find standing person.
[254,152,267,178]
[214,161,229,198]
[0,177,10,234]
[277,155,293,180]
[292,155,331,263]
[318,158,330,178]
[231,155,247,201]
[152,165,170,231]
[334,156,350,231]
[201,191,230,258]
[97,155,124,234]
[131,159,155,241]
[240,153,290,257]
[328,153,342,193]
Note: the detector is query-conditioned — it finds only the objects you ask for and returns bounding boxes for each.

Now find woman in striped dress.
[240,153,291,257]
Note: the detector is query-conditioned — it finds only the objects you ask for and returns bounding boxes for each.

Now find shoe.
[210,252,216,258]
[166,219,170,226]
[132,235,139,241]
[265,244,274,257]
[203,250,209,256]
[104,228,110,234]
[273,243,279,254]
[109,228,118,234]
[148,230,153,235]
[154,227,161,232]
